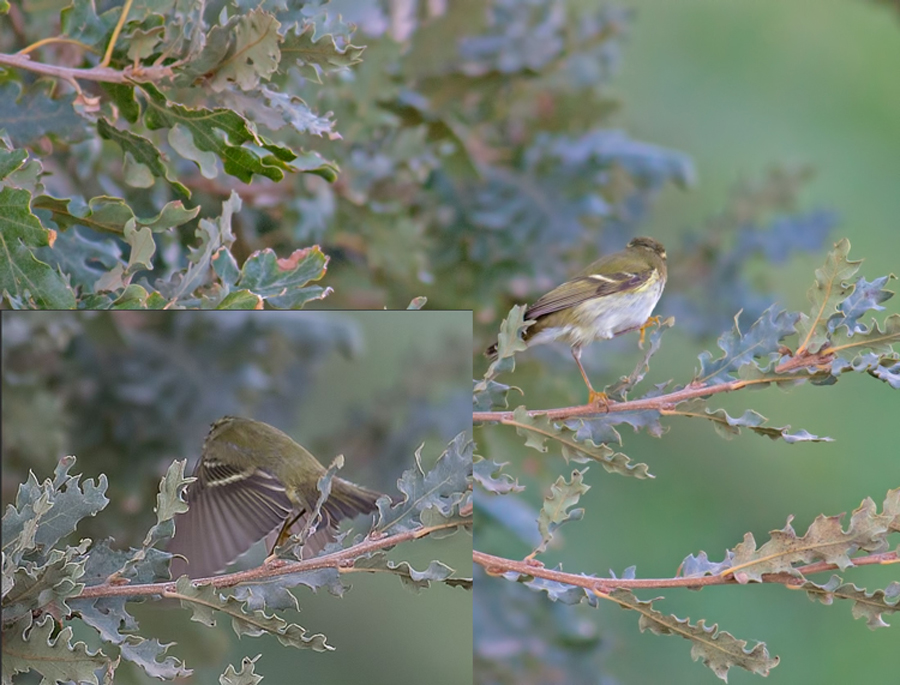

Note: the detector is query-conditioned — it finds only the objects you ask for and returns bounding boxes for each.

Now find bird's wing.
[525,270,646,320]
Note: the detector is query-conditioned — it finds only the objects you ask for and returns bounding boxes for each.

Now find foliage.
[1,0,355,308]
[2,1,836,314]
[1,434,471,683]
[473,239,900,681]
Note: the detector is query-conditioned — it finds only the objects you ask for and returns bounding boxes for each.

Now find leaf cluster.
[1,0,359,308]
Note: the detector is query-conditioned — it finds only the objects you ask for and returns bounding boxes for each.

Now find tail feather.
[325,477,381,521]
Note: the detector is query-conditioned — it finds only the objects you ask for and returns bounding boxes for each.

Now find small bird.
[168,416,381,578]
[486,236,667,405]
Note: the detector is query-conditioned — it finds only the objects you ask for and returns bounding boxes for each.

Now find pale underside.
[526,272,664,349]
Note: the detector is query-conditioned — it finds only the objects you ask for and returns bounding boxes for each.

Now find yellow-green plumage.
[169,416,381,578]
[486,236,667,402]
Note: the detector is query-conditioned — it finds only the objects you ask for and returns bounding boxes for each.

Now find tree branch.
[76,520,466,600]
[473,549,899,592]
[0,52,174,85]
[472,349,835,424]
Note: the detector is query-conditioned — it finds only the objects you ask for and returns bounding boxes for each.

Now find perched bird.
[168,416,381,578]
[486,236,667,405]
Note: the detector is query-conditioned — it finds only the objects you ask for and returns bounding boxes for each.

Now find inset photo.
[2,310,473,685]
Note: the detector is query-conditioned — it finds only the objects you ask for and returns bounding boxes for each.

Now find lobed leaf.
[696,306,799,386]
[207,10,282,92]
[796,238,862,353]
[611,588,779,682]
[671,398,832,443]
[0,186,77,309]
[802,576,900,629]
[1,615,108,685]
[531,469,590,557]
[138,83,298,184]
[233,245,332,309]
[722,489,898,583]
[172,576,333,651]
[220,654,263,685]
[376,433,472,535]
[827,275,896,336]
[231,568,345,611]
[473,455,524,495]
[352,553,471,592]
[513,407,653,478]
[96,118,190,197]
[280,21,365,84]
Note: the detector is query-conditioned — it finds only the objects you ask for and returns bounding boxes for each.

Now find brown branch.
[76,520,466,600]
[473,549,899,592]
[472,347,837,424]
[0,52,174,85]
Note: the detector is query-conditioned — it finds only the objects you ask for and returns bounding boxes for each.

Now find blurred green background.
[477,1,899,683]
[2,311,472,685]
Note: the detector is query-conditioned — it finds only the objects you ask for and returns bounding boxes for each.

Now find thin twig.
[101,0,135,67]
[75,519,466,600]
[473,549,899,592]
[472,347,836,424]
[0,52,173,85]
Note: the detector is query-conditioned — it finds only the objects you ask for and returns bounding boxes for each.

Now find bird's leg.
[572,346,608,408]
[638,315,663,348]
[269,508,307,554]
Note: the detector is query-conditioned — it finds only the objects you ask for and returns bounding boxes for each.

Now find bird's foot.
[588,390,611,411]
[638,316,662,348]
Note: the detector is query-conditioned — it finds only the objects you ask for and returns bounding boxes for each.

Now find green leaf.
[473,455,524,495]
[509,406,653,478]
[0,186,77,308]
[796,238,862,353]
[236,245,332,308]
[352,553,471,592]
[123,221,155,275]
[696,305,799,385]
[138,82,297,183]
[1,615,108,685]
[376,433,472,535]
[0,82,87,146]
[0,146,27,180]
[220,654,264,685]
[724,490,898,583]
[217,290,264,309]
[472,378,513,412]
[280,21,365,84]
[97,118,191,197]
[611,589,780,681]
[803,576,900,629]
[672,398,833,443]
[210,10,282,91]
[532,469,590,556]
[172,576,333,651]
[475,305,532,408]
[3,542,89,623]
[33,194,199,236]
[161,191,240,303]
[101,83,141,124]
[828,313,900,359]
